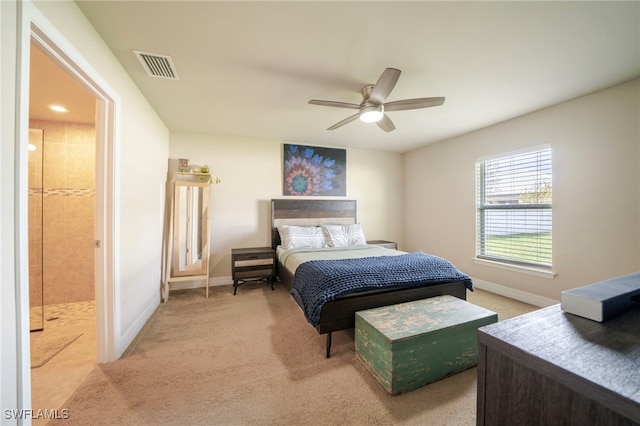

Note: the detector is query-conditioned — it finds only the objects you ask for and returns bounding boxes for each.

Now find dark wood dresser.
[477,304,640,425]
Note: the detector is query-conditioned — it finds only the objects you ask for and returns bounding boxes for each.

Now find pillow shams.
[322,224,367,247]
[278,225,327,250]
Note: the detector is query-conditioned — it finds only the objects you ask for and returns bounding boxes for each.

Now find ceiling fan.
[308,67,445,132]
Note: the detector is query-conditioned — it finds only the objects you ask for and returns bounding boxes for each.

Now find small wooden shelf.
[175,171,210,177]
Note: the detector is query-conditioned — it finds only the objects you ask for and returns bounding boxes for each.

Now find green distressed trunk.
[355,295,497,395]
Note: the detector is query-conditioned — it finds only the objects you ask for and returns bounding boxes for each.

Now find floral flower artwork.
[283,144,346,196]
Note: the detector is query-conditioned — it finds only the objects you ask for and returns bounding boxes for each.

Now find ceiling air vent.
[134,50,180,80]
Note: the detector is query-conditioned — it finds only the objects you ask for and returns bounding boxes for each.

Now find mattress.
[277,244,403,274]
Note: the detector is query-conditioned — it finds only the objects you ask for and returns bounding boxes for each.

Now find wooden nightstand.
[366,240,398,250]
[231,247,275,295]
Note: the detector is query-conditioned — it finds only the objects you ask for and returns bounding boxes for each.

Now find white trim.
[169,276,233,291]
[118,294,158,357]
[472,278,558,308]
[476,143,552,163]
[16,0,34,417]
[211,276,234,287]
[473,257,557,279]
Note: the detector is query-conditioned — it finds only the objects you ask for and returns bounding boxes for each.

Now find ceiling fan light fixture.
[360,105,384,123]
[309,67,444,132]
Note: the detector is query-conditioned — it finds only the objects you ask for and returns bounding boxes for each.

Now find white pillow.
[322,224,367,247]
[278,225,327,250]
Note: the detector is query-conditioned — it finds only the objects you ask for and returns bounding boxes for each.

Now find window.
[476,146,552,268]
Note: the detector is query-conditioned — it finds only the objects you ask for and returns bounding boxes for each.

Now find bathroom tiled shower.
[29,118,95,335]
[30,118,95,303]
[29,120,98,418]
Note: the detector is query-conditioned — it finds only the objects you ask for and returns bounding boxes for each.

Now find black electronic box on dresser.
[231,247,275,295]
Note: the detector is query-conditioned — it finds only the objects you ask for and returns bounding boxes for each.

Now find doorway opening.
[28,39,98,414]
[24,15,119,414]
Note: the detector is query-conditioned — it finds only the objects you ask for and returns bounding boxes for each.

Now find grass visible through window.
[484,232,552,265]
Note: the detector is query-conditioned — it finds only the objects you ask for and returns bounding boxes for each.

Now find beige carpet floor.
[49,284,538,425]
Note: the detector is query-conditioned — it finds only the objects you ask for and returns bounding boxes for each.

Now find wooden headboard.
[271,199,357,249]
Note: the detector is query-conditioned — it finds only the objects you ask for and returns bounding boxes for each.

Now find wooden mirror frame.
[163,172,211,302]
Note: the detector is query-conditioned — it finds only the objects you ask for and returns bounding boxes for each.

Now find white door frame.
[17,2,119,370]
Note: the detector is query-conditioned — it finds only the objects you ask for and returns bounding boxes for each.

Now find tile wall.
[30,119,95,305]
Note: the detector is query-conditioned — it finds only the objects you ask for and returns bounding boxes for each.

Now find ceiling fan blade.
[376,114,396,132]
[309,100,360,109]
[369,68,401,104]
[384,97,445,112]
[327,113,360,130]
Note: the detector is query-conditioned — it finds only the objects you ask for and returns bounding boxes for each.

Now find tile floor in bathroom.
[30,300,96,425]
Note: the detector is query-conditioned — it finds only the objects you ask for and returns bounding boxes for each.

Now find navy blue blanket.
[290,252,473,326]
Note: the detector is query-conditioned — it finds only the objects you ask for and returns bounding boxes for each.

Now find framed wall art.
[283,144,346,196]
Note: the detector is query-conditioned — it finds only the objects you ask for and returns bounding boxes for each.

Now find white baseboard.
[170,276,558,308]
[472,278,559,308]
[118,294,159,358]
[168,276,233,291]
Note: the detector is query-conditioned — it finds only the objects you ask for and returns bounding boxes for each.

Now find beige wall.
[2,0,636,415]
[31,0,170,352]
[404,79,640,302]
[168,132,405,280]
[3,0,167,413]
[30,119,95,305]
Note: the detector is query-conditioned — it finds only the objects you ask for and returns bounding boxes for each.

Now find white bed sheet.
[277,244,404,274]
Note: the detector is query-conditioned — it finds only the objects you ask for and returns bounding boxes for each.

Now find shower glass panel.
[29,128,44,331]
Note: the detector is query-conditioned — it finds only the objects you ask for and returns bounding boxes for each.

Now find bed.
[271,199,473,357]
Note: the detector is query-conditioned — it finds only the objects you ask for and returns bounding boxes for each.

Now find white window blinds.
[476,146,552,267]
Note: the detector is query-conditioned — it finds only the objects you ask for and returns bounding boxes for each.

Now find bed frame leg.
[326,332,332,358]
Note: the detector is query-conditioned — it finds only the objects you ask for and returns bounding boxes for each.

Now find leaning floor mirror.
[164,172,211,302]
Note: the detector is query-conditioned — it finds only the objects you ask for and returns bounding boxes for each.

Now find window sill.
[473,258,557,279]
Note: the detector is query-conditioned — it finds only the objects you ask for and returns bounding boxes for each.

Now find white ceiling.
[30,42,96,125]
[36,1,640,153]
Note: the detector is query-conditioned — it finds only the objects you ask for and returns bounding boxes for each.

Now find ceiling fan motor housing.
[359,85,384,122]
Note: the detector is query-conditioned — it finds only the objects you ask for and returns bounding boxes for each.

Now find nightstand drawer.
[235,258,273,267]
